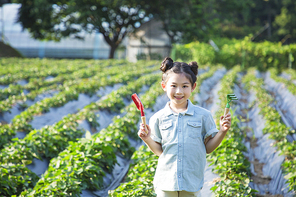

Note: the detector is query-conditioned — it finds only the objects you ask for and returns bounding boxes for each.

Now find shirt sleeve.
[203,113,219,142]
[149,114,162,143]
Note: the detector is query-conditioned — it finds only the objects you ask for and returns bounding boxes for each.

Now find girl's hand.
[138,123,151,140]
[220,113,231,133]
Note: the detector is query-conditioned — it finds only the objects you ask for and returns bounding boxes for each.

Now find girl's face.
[161,73,196,110]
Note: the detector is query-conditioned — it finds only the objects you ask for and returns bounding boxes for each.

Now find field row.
[1,60,159,196]
[0,58,295,196]
[0,62,158,149]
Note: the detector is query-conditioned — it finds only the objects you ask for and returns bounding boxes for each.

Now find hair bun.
[188,61,198,75]
[160,57,174,72]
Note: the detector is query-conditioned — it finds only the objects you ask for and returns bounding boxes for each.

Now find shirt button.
[179,129,181,132]
[179,144,182,147]
[178,175,181,178]
[178,159,181,162]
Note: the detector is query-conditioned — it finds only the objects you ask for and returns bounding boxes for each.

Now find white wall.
[127,19,171,62]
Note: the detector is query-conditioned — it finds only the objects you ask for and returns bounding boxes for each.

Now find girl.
[138,57,231,197]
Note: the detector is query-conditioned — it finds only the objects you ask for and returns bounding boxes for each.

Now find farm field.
[0,58,295,197]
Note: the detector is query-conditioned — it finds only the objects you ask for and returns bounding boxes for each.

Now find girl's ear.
[191,82,197,92]
[161,81,167,91]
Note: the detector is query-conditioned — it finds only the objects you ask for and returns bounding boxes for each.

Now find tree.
[180,0,218,43]
[148,0,217,44]
[15,0,154,58]
[248,0,282,41]
[0,0,11,7]
[274,0,296,42]
[205,0,285,41]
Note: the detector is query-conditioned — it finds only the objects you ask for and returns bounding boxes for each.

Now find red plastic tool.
[131,93,148,133]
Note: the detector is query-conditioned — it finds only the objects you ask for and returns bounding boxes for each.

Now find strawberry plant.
[207,66,256,196]
[0,163,39,196]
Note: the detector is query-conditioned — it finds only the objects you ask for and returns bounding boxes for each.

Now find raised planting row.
[109,145,158,196]
[0,84,23,101]
[268,68,296,95]
[188,65,223,104]
[0,65,158,149]
[0,72,160,196]
[1,59,148,101]
[264,67,296,133]
[242,68,296,192]
[18,77,164,196]
[0,60,108,101]
[0,58,133,85]
[0,72,160,164]
[0,60,152,113]
[0,59,92,85]
[0,58,78,76]
[283,68,296,80]
[206,65,256,196]
[109,64,223,196]
[0,58,53,77]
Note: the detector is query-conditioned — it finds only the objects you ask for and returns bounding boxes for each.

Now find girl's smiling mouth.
[174,96,184,100]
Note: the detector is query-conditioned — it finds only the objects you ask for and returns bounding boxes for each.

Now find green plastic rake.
[224,94,238,118]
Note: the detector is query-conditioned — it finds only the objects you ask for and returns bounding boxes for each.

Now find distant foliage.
[173,37,296,71]
[174,42,215,65]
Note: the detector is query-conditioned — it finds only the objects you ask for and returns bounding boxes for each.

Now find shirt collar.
[163,99,195,117]
[185,99,195,115]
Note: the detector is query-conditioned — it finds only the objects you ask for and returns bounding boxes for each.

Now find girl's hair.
[160,57,198,87]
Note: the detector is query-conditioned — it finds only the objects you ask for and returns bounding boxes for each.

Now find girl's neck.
[169,101,188,113]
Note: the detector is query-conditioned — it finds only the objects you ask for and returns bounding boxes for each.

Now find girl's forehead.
[167,73,190,83]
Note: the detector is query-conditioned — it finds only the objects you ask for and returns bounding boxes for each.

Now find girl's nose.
[176,87,182,93]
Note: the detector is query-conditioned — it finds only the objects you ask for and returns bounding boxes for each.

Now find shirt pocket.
[187,121,202,139]
[159,120,173,141]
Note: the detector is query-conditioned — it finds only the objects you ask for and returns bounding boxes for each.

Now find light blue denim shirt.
[149,99,219,192]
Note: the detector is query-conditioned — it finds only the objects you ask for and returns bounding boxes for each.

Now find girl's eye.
[183,86,188,88]
[171,85,176,87]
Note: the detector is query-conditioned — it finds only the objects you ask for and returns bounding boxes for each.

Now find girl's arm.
[138,124,163,156]
[205,113,231,154]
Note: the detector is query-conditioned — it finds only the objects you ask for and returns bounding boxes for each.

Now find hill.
[0,41,22,57]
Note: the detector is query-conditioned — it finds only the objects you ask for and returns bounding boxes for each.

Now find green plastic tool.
[224,94,238,118]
